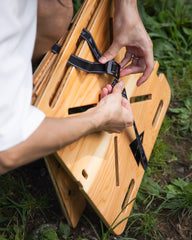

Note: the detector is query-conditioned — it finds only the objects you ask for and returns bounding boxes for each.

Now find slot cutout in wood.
[82,169,88,179]
[152,100,163,128]
[122,179,135,211]
[130,94,152,103]
[114,136,119,186]
[68,190,71,196]
[109,17,113,45]
[68,104,96,115]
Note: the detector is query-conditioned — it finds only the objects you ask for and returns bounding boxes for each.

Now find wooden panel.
[33,0,171,234]
[45,154,86,227]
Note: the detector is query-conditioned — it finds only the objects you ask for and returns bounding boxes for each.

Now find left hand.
[99,0,154,86]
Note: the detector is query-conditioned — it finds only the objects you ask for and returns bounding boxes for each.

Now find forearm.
[114,0,141,33]
[0,82,133,175]
[114,0,138,18]
[0,108,100,175]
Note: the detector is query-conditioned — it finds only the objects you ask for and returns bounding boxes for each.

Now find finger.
[119,52,132,68]
[136,63,153,86]
[105,84,113,93]
[137,53,154,86]
[120,103,134,127]
[100,87,109,99]
[99,41,121,64]
[121,97,132,111]
[120,64,145,77]
[135,40,154,85]
[100,84,113,99]
[112,81,124,95]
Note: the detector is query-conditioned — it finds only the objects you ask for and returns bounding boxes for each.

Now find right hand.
[95,81,133,133]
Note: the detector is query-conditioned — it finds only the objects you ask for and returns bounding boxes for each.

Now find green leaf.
[169,108,181,114]
[171,178,188,189]
[184,183,192,193]
[166,185,180,196]
[185,97,192,109]
[183,26,192,36]
[58,222,71,239]
[39,227,59,240]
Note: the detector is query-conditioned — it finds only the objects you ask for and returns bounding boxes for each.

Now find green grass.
[72,0,83,15]
[0,174,49,240]
[163,178,192,217]
[124,212,163,240]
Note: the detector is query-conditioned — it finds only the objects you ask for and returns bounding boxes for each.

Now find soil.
[10,133,192,240]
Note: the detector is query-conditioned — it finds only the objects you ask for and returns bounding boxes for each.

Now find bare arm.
[0,82,133,175]
[99,0,154,86]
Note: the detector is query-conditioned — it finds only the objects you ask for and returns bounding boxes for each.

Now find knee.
[37,0,73,39]
[33,0,73,63]
[37,0,73,22]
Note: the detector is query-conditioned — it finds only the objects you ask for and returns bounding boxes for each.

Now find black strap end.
[52,42,61,54]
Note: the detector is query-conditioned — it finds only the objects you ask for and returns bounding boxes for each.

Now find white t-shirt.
[0,0,45,151]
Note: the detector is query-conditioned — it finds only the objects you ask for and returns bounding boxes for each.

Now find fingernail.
[99,56,107,63]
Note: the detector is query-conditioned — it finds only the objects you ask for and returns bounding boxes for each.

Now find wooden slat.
[33,0,101,228]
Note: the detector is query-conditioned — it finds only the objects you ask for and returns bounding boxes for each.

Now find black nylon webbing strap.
[80,28,102,60]
[68,28,148,170]
[68,55,120,77]
[68,28,120,78]
[52,42,61,54]
[133,122,148,170]
[111,79,148,170]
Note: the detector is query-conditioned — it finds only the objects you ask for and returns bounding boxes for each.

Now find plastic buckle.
[105,60,120,78]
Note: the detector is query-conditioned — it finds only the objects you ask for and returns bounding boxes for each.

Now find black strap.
[68,55,120,78]
[133,122,148,170]
[111,78,148,170]
[80,28,102,60]
[52,42,61,54]
[68,28,148,170]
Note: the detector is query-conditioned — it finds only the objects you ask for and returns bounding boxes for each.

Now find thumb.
[99,41,120,64]
[112,81,124,95]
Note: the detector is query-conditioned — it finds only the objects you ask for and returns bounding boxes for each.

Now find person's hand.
[99,0,154,86]
[94,81,133,133]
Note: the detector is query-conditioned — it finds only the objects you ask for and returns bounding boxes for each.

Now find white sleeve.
[0,0,45,151]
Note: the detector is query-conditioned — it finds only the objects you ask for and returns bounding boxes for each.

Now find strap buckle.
[105,60,120,78]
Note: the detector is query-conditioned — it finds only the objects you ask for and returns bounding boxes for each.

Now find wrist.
[114,0,139,28]
[115,0,137,9]
[85,106,106,132]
